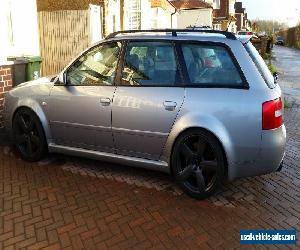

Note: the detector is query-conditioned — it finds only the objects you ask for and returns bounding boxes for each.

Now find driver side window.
[66,42,121,86]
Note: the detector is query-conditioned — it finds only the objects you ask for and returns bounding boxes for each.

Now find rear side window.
[181,43,244,87]
[121,41,181,86]
[244,42,275,88]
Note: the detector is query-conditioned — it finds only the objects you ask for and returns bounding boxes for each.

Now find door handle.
[100,97,111,106]
[163,101,177,111]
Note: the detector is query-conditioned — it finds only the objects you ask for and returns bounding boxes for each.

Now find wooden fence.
[278,26,300,49]
[38,10,90,76]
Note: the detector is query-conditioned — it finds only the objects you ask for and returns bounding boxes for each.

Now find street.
[273,45,300,106]
[0,45,299,249]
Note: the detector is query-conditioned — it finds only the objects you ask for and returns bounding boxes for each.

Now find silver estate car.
[3,30,286,199]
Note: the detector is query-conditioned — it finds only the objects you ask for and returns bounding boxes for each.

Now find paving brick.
[0,107,299,249]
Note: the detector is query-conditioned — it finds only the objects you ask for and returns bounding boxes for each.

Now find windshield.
[244,42,276,88]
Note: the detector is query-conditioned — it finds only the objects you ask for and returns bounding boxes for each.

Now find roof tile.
[169,0,213,10]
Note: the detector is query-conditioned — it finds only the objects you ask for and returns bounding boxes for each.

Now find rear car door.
[112,40,185,160]
[180,41,262,168]
[47,42,121,152]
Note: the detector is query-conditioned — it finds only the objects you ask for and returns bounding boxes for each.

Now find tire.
[12,108,47,162]
[172,129,226,199]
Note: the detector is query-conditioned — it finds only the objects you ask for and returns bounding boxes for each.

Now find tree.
[251,19,288,35]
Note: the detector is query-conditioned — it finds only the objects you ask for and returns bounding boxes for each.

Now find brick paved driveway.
[0,45,299,249]
[0,106,299,249]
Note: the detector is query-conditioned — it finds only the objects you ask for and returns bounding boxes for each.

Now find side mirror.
[273,72,279,84]
[57,71,68,85]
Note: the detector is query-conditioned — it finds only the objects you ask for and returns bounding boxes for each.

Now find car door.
[112,40,185,160]
[47,42,121,152]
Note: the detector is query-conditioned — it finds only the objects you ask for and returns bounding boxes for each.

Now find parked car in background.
[237,31,257,39]
[3,29,286,199]
[276,36,285,45]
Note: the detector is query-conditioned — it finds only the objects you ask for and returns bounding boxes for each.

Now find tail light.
[247,32,252,35]
[262,98,283,130]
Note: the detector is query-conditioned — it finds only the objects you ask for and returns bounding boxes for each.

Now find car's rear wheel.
[12,108,47,162]
[172,129,225,199]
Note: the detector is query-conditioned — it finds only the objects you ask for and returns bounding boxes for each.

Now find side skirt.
[48,143,170,174]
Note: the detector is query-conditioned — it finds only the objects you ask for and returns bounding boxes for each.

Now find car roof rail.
[105,29,237,40]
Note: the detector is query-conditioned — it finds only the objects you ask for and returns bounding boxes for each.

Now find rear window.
[244,42,275,88]
[181,43,244,87]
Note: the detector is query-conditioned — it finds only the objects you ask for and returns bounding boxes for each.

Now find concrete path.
[272,45,300,107]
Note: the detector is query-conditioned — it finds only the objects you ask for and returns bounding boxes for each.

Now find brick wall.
[213,0,229,18]
[0,65,13,129]
[235,13,242,31]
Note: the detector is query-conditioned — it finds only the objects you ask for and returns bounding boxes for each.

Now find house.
[0,0,40,61]
[244,13,252,31]
[213,0,237,33]
[150,0,178,29]
[122,0,177,30]
[234,1,244,31]
[0,0,39,126]
[234,1,251,32]
[170,0,214,29]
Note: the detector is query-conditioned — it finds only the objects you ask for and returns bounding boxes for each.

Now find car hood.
[16,75,56,88]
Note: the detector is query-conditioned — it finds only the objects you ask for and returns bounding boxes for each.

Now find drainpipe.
[171,9,177,28]
[120,0,124,31]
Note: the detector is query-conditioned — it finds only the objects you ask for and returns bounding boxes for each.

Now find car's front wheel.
[12,108,47,162]
[172,129,226,199]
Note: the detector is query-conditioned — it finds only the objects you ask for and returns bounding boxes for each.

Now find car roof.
[110,33,230,42]
[99,30,244,48]
[105,29,237,41]
[236,35,251,44]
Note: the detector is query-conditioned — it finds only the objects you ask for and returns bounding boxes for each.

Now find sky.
[241,0,300,27]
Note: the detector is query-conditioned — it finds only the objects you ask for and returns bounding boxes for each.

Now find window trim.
[116,39,185,87]
[177,40,249,89]
[56,41,122,87]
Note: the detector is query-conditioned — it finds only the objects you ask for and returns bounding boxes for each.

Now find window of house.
[213,24,221,30]
[66,42,121,86]
[121,41,180,86]
[126,0,141,30]
[182,43,244,87]
[213,0,220,9]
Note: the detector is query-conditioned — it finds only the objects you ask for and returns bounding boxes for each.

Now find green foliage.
[284,98,289,109]
[264,52,277,74]
[268,63,277,74]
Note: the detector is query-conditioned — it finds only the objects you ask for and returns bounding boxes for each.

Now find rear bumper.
[229,125,286,180]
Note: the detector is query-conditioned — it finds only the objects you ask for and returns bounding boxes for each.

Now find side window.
[182,44,244,87]
[66,42,121,86]
[121,41,180,86]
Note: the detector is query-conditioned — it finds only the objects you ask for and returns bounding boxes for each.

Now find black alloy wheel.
[172,130,225,199]
[13,108,47,161]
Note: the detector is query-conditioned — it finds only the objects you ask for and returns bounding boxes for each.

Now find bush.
[268,63,277,74]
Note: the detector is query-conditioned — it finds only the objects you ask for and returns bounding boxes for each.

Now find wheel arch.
[12,100,51,142]
[161,113,234,178]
